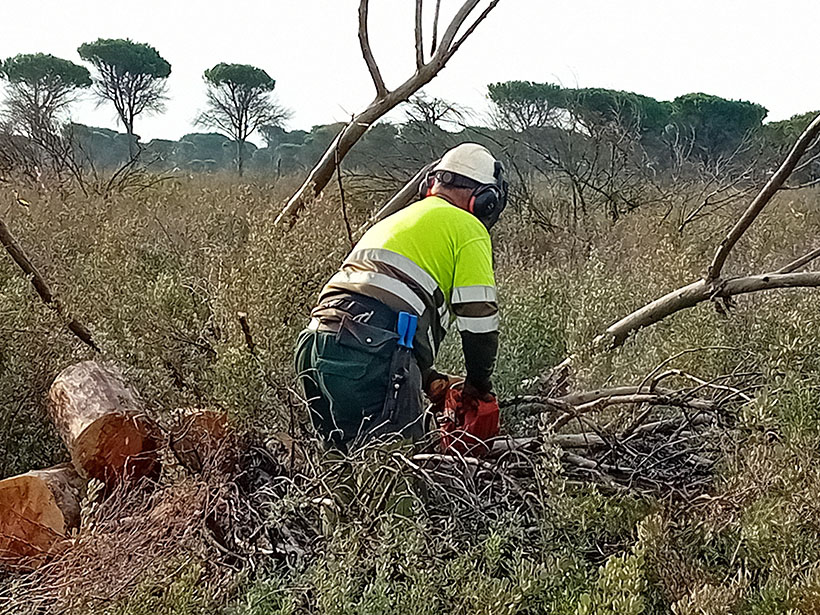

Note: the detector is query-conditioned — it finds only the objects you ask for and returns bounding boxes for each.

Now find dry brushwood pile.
[0,351,744,613]
[497,376,742,497]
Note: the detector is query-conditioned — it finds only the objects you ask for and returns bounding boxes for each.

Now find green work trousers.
[294,317,426,450]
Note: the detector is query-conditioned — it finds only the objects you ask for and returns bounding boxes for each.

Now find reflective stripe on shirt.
[346,248,440,297]
[456,313,500,334]
[438,303,451,330]
[328,270,427,315]
[451,285,497,304]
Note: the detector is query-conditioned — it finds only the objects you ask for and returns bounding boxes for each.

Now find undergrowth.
[2,176,820,613]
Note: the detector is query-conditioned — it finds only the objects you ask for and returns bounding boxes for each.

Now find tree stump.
[0,463,84,569]
[170,409,234,474]
[48,361,161,485]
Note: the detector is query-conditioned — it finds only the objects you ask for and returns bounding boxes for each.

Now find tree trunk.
[48,361,161,486]
[125,122,137,159]
[0,463,84,569]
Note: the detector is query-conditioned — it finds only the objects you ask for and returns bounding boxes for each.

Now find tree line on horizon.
[0,38,285,178]
[1,38,818,215]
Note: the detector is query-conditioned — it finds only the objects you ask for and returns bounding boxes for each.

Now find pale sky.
[1,0,817,143]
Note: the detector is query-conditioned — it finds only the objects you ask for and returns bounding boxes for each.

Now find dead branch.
[358,0,388,98]
[598,271,820,347]
[441,0,501,63]
[560,385,677,406]
[594,114,820,348]
[707,114,820,282]
[335,136,354,248]
[495,434,608,450]
[776,246,820,274]
[0,218,99,351]
[572,393,714,414]
[414,0,424,69]
[430,0,442,55]
[274,0,502,228]
[237,312,255,354]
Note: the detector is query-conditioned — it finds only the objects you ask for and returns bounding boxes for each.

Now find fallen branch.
[596,113,820,348]
[707,114,820,282]
[598,271,820,347]
[776,246,820,274]
[0,218,99,351]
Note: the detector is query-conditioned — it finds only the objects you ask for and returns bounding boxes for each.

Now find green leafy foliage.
[198,63,284,174]
[488,80,564,130]
[99,560,219,615]
[1,53,90,89]
[568,88,670,135]
[77,38,171,78]
[576,547,646,615]
[488,81,670,136]
[669,93,768,157]
[76,38,171,146]
[203,63,275,91]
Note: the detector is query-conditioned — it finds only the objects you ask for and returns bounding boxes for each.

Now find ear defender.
[468,185,500,217]
[468,161,507,219]
[420,164,508,226]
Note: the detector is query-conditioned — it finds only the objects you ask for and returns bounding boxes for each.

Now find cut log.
[0,463,84,569]
[170,409,234,473]
[48,361,161,485]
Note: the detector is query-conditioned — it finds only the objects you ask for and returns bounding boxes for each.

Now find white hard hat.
[433,143,497,185]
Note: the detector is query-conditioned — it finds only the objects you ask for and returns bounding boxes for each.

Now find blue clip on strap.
[397,312,418,349]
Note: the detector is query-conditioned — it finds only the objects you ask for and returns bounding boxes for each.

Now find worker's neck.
[430,190,470,211]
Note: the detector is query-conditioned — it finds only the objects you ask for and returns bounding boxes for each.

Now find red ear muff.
[418,172,436,200]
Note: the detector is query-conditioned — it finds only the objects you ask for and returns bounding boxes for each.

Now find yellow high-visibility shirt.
[317,196,499,383]
[355,196,496,303]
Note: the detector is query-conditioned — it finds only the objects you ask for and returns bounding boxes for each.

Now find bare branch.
[276,0,502,227]
[599,272,820,347]
[430,0,442,55]
[781,176,820,191]
[442,0,502,63]
[0,218,99,351]
[415,0,424,69]
[591,114,820,348]
[791,144,820,175]
[560,385,678,406]
[433,0,481,62]
[572,393,713,415]
[237,312,255,354]
[707,113,820,281]
[358,0,388,98]
[777,246,820,274]
[335,134,354,248]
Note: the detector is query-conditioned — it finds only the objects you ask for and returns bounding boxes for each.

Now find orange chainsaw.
[429,378,499,456]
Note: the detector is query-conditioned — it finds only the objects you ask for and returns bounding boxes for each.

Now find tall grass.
[3,176,820,613]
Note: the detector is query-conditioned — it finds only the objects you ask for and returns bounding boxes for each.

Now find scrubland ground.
[2,175,820,614]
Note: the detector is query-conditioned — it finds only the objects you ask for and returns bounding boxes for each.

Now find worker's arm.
[452,236,499,395]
